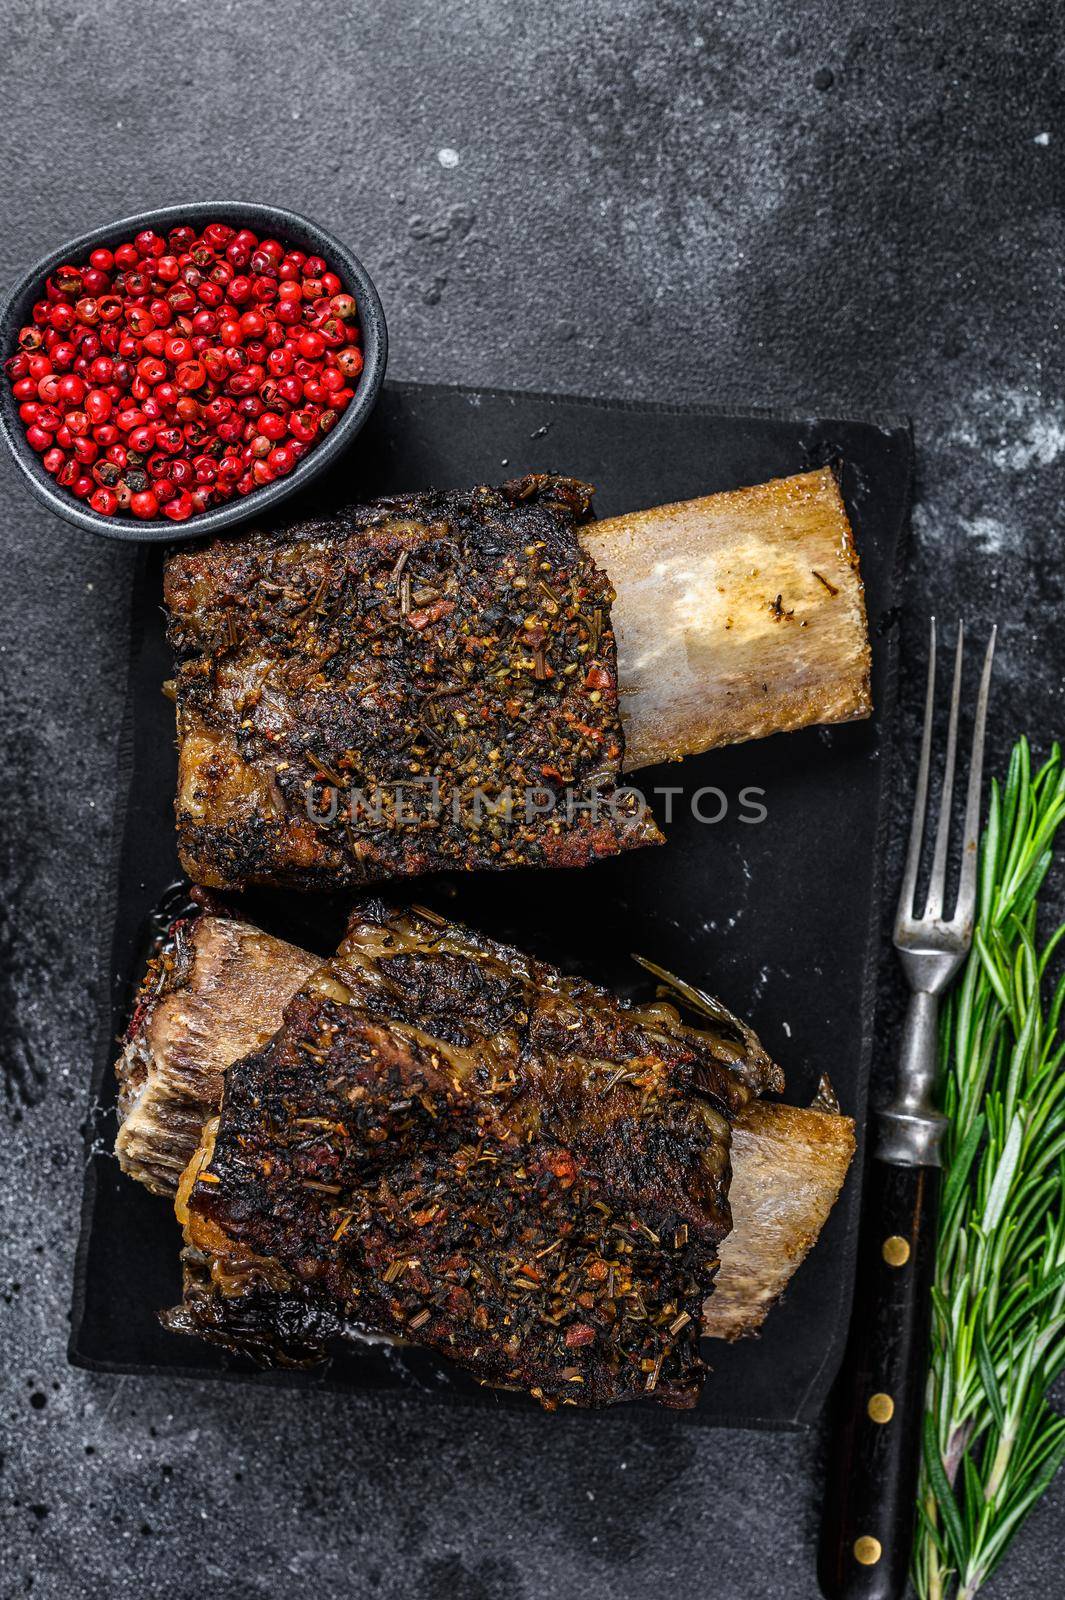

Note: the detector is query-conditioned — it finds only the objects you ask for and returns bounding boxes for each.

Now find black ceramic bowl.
[0,201,387,542]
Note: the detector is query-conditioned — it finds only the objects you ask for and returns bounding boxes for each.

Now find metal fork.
[878,618,997,1166]
[820,619,996,1600]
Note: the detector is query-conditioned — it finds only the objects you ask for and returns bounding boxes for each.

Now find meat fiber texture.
[167,902,782,1410]
[164,476,662,892]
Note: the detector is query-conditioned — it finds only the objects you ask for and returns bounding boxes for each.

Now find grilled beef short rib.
[167,902,781,1409]
[164,477,661,892]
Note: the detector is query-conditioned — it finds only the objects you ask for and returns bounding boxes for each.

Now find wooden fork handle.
[818,1155,941,1600]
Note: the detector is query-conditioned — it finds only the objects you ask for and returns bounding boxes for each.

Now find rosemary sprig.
[915,739,1065,1600]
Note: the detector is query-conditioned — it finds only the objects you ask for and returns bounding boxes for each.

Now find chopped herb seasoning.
[164,478,662,891]
[166,902,781,1410]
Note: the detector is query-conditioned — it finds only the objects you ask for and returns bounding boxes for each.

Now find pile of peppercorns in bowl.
[0,202,387,541]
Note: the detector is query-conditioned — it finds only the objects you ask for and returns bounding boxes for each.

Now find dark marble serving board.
[69,380,911,1427]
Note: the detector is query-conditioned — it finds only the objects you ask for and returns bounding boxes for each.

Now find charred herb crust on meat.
[167,902,782,1409]
[164,476,662,891]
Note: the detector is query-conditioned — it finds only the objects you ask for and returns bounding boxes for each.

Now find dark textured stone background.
[1,2,1062,1596]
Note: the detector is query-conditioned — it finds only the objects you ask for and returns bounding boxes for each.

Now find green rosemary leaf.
[942,1114,985,1222]
[995,1263,1065,1338]
[975,1319,1006,1433]
[923,1409,970,1571]
[971,1425,1065,1581]
[974,927,1012,1012]
[979,1114,1023,1233]
[1012,850,1053,926]
[961,1452,983,1541]
[914,740,1065,1600]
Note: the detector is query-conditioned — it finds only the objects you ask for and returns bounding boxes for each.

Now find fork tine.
[924,624,965,921]
[951,627,997,933]
[896,618,937,931]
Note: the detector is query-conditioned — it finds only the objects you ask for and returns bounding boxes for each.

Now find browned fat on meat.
[116,913,853,1346]
[115,915,320,1195]
[714,1099,855,1339]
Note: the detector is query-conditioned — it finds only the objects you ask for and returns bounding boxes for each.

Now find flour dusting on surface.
[966,516,1010,553]
[912,506,1026,558]
[946,390,1065,472]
